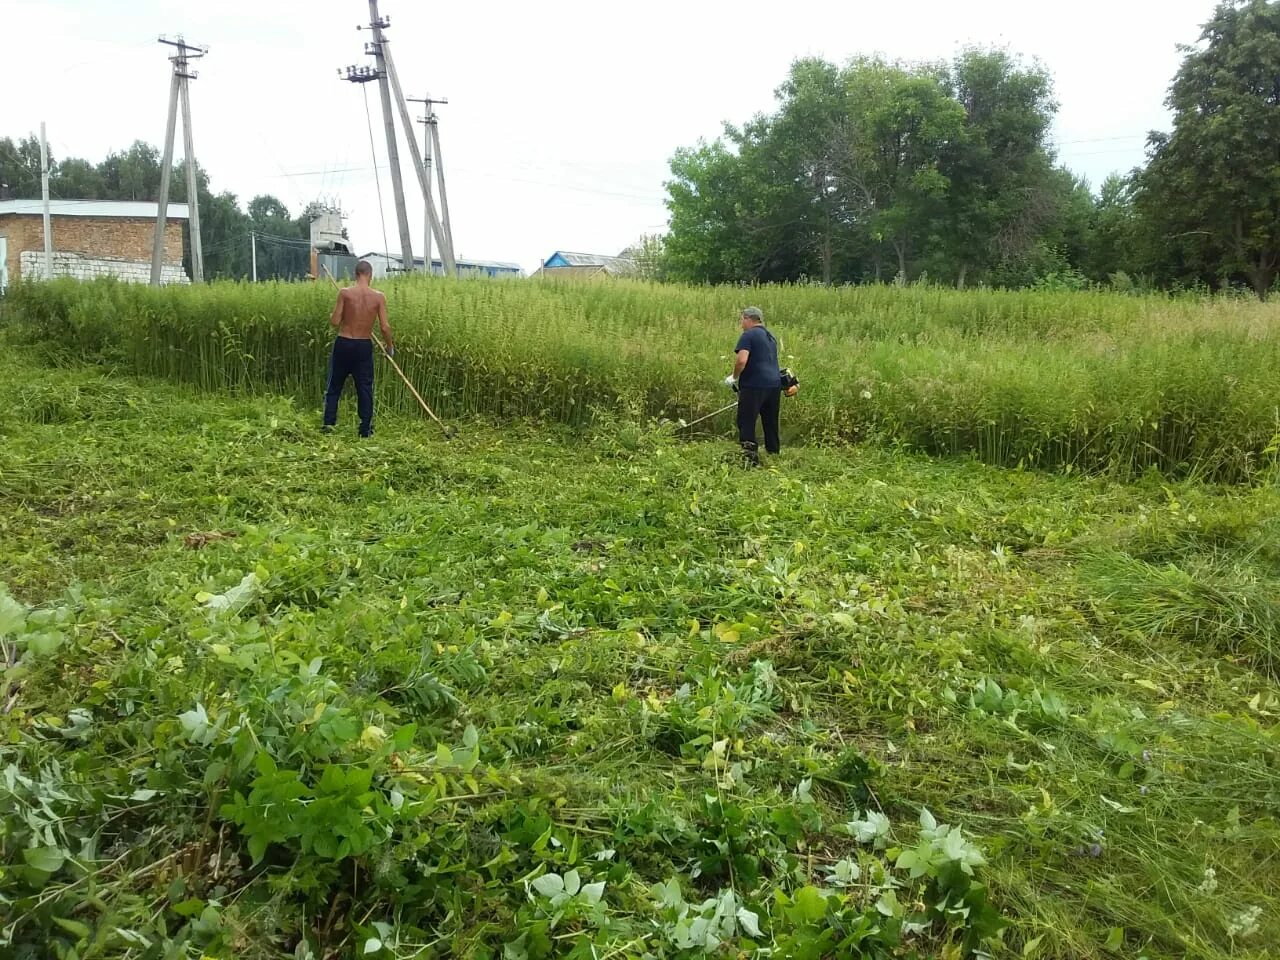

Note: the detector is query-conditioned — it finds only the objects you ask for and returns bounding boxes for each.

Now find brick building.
[0,200,190,290]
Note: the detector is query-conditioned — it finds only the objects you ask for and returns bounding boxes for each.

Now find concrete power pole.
[428,119,455,271]
[151,36,207,285]
[423,105,432,272]
[342,4,457,275]
[380,42,453,274]
[150,67,181,285]
[365,1,413,274]
[179,64,205,282]
[409,93,450,275]
[39,122,52,279]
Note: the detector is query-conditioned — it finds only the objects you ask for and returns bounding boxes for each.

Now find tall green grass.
[6,276,1279,479]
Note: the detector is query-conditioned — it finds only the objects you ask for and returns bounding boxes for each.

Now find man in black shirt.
[726,306,782,466]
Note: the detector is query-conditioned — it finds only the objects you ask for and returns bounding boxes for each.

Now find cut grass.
[1084,554,1280,676]
[1,354,1278,958]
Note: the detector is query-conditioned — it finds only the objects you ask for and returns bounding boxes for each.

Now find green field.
[1,281,1279,959]
[8,277,1280,479]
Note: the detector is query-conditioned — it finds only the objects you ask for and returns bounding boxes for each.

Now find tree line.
[661,0,1280,298]
[0,139,315,281]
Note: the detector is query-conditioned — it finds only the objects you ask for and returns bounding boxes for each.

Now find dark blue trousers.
[737,386,781,454]
[323,336,375,436]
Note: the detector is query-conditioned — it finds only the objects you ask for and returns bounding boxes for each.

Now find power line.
[1054,134,1149,145]
[361,83,391,270]
[262,161,666,204]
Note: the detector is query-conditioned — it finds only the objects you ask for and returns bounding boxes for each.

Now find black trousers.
[323,336,375,436]
[737,386,781,454]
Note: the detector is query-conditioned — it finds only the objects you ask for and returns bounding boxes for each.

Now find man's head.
[355,260,373,283]
[740,306,764,330]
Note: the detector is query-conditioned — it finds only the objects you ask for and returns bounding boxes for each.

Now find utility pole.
[179,61,204,282]
[380,42,453,274]
[39,122,52,280]
[423,104,432,273]
[409,93,450,275]
[365,1,413,273]
[150,64,180,285]
[343,8,456,276]
[417,98,433,272]
[428,116,454,271]
[151,36,207,285]
[251,232,258,282]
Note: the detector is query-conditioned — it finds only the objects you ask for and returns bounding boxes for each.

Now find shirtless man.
[323,259,395,437]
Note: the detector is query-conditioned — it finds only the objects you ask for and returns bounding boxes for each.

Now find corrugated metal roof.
[0,199,191,220]
[457,257,523,271]
[545,251,637,273]
[360,252,523,272]
[532,264,606,279]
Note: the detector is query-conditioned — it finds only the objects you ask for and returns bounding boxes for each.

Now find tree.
[1136,0,1280,298]
[664,57,967,285]
[765,58,857,284]
[618,233,668,280]
[0,135,45,198]
[97,142,163,202]
[1082,174,1142,283]
[247,194,311,280]
[54,158,106,199]
[842,58,966,282]
[664,139,765,283]
[934,48,1060,287]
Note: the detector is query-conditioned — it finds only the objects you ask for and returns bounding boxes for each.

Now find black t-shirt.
[735,325,781,389]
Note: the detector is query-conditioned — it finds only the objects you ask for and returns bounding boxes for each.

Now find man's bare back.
[329,278,394,352]
[333,286,385,339]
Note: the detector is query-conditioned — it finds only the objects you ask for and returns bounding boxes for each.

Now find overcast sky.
[4,0,1215,274]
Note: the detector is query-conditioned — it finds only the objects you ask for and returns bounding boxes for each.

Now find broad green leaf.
[1104,927,1124,951]
[23,845,65,873]
[201,572,260,616]
[790,885,828,924]
[172,898,206,918]
[736,906,762,938]
[581,881,605,906]
[1100,795,1137,814]
[848,809,891,847]
[531,873,564,898]
[363,938,383,955]
[53,917,90,939]
[876,889,902,918]
[0,589,26,636]
[563,869,581,896]
[832,858,860,884]
[653,876,684,909]
[26,630,66,657]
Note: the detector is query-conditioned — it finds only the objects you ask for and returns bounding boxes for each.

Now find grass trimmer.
[677,402,737,432]
[678,367,801,434]
[321,265,457,439]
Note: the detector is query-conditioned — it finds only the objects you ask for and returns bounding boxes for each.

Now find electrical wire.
[362,84,391,263]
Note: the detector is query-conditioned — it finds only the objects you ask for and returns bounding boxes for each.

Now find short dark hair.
[355,259,373,278]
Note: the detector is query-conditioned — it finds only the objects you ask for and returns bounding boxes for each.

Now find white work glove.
[724,374,738,391]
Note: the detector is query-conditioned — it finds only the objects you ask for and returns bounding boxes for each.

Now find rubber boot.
[741,441,761,468]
